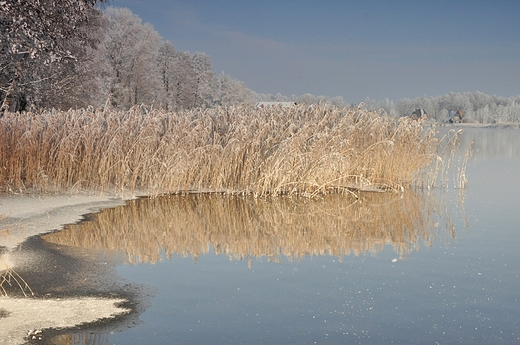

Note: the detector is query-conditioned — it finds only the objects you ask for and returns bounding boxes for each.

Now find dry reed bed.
[42,191,457,265]
[0,104,460,196]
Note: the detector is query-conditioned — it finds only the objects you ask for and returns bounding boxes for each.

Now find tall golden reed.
[0,104,459,196]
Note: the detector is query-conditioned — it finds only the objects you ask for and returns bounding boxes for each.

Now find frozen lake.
[42,127,520,345]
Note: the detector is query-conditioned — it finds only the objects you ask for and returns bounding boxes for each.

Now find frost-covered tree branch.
[1,0,106,115]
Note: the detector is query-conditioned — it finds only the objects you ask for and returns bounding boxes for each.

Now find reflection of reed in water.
[43,192,459,265]
[50,333,109,345]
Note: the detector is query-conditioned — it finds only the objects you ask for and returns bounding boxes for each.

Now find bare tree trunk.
[1,53,28,118]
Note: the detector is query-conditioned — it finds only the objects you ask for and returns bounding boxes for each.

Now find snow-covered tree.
[103,7,162,109]
[170,50,197,110]
[157,41,176,110]
[1,0,106,114]
[190,52,217,108]
[255,93,290,102]
[216,72,255,106]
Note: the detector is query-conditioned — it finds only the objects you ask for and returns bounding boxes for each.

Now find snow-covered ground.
[0,193,132,345]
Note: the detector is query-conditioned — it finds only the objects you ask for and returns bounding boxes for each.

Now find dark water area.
[42,127,520,345]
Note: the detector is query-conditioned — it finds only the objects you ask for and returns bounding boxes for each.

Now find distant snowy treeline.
[365,92,520,124]
[257,91,520,124]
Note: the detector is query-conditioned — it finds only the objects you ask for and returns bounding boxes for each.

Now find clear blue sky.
[108,0,520,102]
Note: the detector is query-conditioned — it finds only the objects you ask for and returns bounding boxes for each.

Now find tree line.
[1,4,255,113]
[363,92,520,124]
[257,91,520,124]
[1,1,519,124]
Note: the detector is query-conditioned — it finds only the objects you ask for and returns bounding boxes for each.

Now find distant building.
[448,110,464,123]
[256,102,297,108]
[410,108,428,120]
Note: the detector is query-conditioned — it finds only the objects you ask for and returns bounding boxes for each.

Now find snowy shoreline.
[0,192,135,345]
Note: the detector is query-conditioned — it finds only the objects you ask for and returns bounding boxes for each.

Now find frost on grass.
[0,104,464,197]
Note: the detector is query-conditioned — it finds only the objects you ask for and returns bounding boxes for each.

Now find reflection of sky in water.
[112,219,520,345]
[52,128,520,344]
[452,127,520,159]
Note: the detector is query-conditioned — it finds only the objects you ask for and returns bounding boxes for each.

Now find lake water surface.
[44,127,520,345]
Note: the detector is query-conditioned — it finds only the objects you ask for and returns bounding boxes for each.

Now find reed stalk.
[0,254,34,297]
